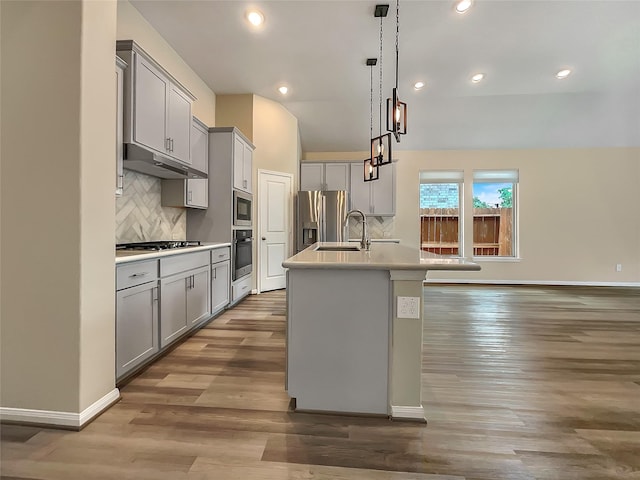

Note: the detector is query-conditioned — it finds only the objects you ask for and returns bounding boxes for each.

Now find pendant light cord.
[395,0,399,89]
[379,15,383,136]
[370,64,373,141]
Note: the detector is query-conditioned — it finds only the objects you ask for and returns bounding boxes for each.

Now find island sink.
[314,245,360,252]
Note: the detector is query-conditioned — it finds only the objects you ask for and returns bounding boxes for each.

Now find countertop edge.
[282,261,481,271]
[116,242,232,264]
[283,242,481,272]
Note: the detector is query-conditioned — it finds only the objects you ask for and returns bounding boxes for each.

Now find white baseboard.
[390,405,426,422]
[0,388,120,429]
[424,279,640,287]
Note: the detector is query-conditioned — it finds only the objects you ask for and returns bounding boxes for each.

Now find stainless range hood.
[124,143,207,179]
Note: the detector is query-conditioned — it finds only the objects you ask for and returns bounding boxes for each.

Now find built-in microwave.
[233,190,252,227]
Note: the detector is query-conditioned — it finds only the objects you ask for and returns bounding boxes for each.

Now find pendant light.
[364,58,380,182]
[371,5,392,168]
[386,0,407,142]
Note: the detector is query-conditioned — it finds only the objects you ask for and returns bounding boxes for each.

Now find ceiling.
[130,0,640,153]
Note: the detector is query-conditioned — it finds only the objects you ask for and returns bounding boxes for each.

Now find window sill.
[472,256,522,263]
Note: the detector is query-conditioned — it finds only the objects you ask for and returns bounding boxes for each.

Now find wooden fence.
[420,208,513,256]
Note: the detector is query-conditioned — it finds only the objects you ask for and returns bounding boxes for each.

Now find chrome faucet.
[344,209,371,251]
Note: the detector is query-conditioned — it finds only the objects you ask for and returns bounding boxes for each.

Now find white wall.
[1,0,117,415]
[304,148,640,284]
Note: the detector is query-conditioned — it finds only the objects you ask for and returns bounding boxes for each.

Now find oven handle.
[234,238,253,243]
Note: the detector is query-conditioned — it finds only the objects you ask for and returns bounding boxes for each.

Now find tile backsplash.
[348,216,395,239]
[116,170,186,243]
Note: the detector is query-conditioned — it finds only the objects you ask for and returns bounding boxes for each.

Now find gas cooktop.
[116,241,201,251]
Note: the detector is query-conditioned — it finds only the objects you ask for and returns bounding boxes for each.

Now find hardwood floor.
[2,286,639,479]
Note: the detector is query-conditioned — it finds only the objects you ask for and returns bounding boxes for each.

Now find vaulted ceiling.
[130,0,640,152]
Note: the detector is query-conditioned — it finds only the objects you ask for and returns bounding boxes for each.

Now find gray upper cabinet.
[117,40,195,166]
[300,163,350,191]
[161,116,209,209]
[167,84,192,164]
[349,162,396,216]
[115,56,127,197]
[233,134,254,194]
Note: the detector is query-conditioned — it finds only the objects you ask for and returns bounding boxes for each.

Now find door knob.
[262,237,266,240]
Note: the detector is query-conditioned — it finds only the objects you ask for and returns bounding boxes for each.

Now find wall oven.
[233,190,252,227]
[233,229,253,280]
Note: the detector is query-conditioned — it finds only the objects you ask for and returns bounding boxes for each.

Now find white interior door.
[258,170,292,292]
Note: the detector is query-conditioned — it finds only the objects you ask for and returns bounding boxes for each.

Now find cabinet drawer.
[232,276,252,303]
[211,247,231,264]
[117,260,159,290]
[160,250,210,278]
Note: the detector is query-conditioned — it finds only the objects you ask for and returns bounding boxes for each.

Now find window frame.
[471,169,519,260]
[419,170,464,258]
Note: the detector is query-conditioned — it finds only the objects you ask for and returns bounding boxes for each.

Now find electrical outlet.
[397,296,420,319]
[616,264,622,272]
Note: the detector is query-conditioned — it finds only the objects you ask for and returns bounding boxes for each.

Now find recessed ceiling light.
[246,10,264,27]
[455,0,473,14]
[278,86,288,95]
[414,81,425,90]
[471,73,485,83]
[556,69,571,79]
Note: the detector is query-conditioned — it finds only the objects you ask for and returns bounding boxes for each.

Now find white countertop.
[115,242,231,264]
[282,242,480,272]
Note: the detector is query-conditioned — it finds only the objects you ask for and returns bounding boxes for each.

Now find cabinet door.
[349,162,371,213]
[325,163,349,191]
[187,266,211,327]
[300,163,324,191]
[233,136,245,191]
[168,85,192,164]
[243,141,253,194]
[133,54,168,155]
[115,61,124,197]
[186,179,208,208]
[211,260,230,314]
[371,163,395,215]
[116,282,159,379]
[190,118,208,173]
[160,274,188,348]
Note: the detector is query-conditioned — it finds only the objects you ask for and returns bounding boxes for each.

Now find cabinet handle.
[170,138,174,152]
[117,174,124,189]
[213,268,216,280]
[130,272,149,278]
[152,287,158,302]
[165,138,170,151]
[242,285,248,291]
[188,190,193,203]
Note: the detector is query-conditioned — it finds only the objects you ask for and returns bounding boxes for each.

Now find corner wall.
[1,0,117,417]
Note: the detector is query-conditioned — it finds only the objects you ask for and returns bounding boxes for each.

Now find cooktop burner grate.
[116,240,201,251]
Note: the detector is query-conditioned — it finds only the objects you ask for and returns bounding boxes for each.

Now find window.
[419,171,463,256]
[419,169,519,259]
[473,170,518,257]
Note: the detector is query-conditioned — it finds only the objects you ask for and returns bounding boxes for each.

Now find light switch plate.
[397,296,420,319]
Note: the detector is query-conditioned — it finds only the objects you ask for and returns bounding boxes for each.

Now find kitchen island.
[282,242,480,421]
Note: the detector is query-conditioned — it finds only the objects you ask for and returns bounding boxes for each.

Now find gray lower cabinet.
[116,260,160,380]
[160,260,211,348]
[212,260,230,314]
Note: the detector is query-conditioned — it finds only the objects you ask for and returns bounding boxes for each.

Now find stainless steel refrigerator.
[297,190,348,252]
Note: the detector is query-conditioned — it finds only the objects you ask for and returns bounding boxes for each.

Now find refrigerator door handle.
[319,194,326,242]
